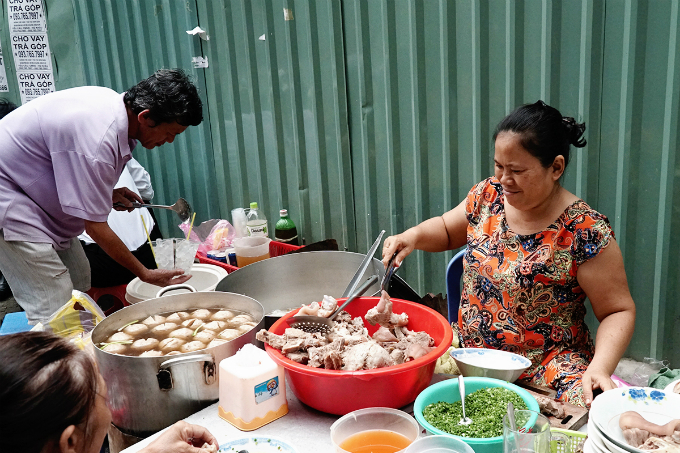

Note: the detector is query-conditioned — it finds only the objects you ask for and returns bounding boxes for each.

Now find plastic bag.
[178,219,236,255]
[629,357,670,387]
[40,290,106,350]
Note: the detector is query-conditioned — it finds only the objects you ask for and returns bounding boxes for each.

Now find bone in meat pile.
[256,291,434,371]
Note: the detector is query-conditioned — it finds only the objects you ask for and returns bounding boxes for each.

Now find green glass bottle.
[274,209,299,245]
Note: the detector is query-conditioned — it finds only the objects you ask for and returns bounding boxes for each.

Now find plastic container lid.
[250,202,258,209]
[280,209,288,216]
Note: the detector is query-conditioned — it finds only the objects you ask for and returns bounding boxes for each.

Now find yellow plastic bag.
[42,290,106,350]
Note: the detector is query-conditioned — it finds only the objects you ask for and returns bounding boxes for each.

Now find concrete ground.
[0,294,22,324]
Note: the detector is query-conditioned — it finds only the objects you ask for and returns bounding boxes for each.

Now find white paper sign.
[192,56,208,68]
[7,0,46,33]
[0,40,9,92]
[7,0,54,103]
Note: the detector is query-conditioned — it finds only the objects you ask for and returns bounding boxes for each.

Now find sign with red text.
[7,0,54,103]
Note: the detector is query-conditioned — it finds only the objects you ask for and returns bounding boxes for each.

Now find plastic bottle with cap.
[246,202,268,238]
[274,209,299,245]
[218,343,288,430]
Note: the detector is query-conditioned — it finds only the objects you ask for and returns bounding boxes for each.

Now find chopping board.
[516,380,589,431]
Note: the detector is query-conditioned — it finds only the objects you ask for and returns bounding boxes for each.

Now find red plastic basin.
[265,297,453,415]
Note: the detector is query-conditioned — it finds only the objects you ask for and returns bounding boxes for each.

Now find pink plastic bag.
[178,219,235,255]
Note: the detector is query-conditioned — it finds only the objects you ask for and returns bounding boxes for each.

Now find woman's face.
[84,373,112,453]
[493,131,563,211]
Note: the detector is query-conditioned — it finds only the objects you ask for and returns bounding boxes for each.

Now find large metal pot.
[91,289,264,437]
[215,251,385,319]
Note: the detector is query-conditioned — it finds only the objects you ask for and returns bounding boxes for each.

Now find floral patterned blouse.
[458,177,613,378]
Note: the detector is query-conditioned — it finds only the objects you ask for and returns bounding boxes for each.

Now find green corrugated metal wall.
[2,0,678,364]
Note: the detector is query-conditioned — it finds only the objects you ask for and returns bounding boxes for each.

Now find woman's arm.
[577,238,636,406]
[382,199,468,267]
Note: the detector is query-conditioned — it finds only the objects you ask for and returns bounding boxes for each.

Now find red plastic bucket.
[265,297,453,415]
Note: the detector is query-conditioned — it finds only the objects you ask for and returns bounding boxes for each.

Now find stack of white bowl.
[584,387,680,453]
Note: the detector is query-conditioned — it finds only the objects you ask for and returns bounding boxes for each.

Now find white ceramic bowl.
[219,436,298,453]
[125,263,227,304]
[590,387,680,453]
[450,348,531,382]
[664,378,680,394]
[404,435,475,453]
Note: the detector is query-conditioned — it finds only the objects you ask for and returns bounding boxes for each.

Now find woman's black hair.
[124,68,203,127]
[0,331,100,453]
[493,100,586,169]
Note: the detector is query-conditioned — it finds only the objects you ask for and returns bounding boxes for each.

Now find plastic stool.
[0,311,31,335]
[86,284,129,316]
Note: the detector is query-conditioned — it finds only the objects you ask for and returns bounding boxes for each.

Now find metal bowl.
[450,348,531,382]
[215,251,384,318]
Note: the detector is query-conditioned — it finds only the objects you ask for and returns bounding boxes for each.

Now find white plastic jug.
[218,343,288,431]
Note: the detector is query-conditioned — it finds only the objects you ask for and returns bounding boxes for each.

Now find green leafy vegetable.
[117,319,139,332]
[423,387,528,438]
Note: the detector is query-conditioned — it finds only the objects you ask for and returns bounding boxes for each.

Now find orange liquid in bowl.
[338,430,412,453]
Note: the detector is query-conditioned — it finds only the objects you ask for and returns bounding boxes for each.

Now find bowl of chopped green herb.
[413,377,539,453]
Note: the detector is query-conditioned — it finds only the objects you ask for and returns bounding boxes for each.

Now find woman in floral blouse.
[382,101,636,407]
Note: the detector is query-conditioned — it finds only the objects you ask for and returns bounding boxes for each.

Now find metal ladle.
[114,197,192,223]
[288,275,379,333]
[458,375,472,425]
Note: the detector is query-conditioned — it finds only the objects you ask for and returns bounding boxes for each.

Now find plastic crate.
[551,428,587,453]
[196,240,301,273]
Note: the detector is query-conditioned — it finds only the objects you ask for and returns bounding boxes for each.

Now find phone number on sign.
[11,12,41,20]
[22,87,51,96]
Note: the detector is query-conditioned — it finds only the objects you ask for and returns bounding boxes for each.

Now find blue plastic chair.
[446,248,466,323]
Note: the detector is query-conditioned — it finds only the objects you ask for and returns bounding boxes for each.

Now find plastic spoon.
[458,375,472,425]
[507,401,520,450]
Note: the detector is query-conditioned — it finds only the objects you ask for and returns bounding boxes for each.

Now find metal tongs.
[288,275,379,333]
[113,197,192,223]
[341,230,385,298]
[377,251,398,295]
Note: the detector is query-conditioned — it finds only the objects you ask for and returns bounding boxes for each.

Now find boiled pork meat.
[365,290,409,328]
[342,341,394,371]
[257,292,434,371]
[619,411,680,451]
[535,395,566,418]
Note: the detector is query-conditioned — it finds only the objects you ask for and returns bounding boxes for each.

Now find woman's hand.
[141,421,218,453]
[382,233,416,268]
[581,364,617,407]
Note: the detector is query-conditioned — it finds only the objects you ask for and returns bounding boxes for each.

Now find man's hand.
[141,268,192,287]
[141,421,218,453]
[112,187,143,211]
